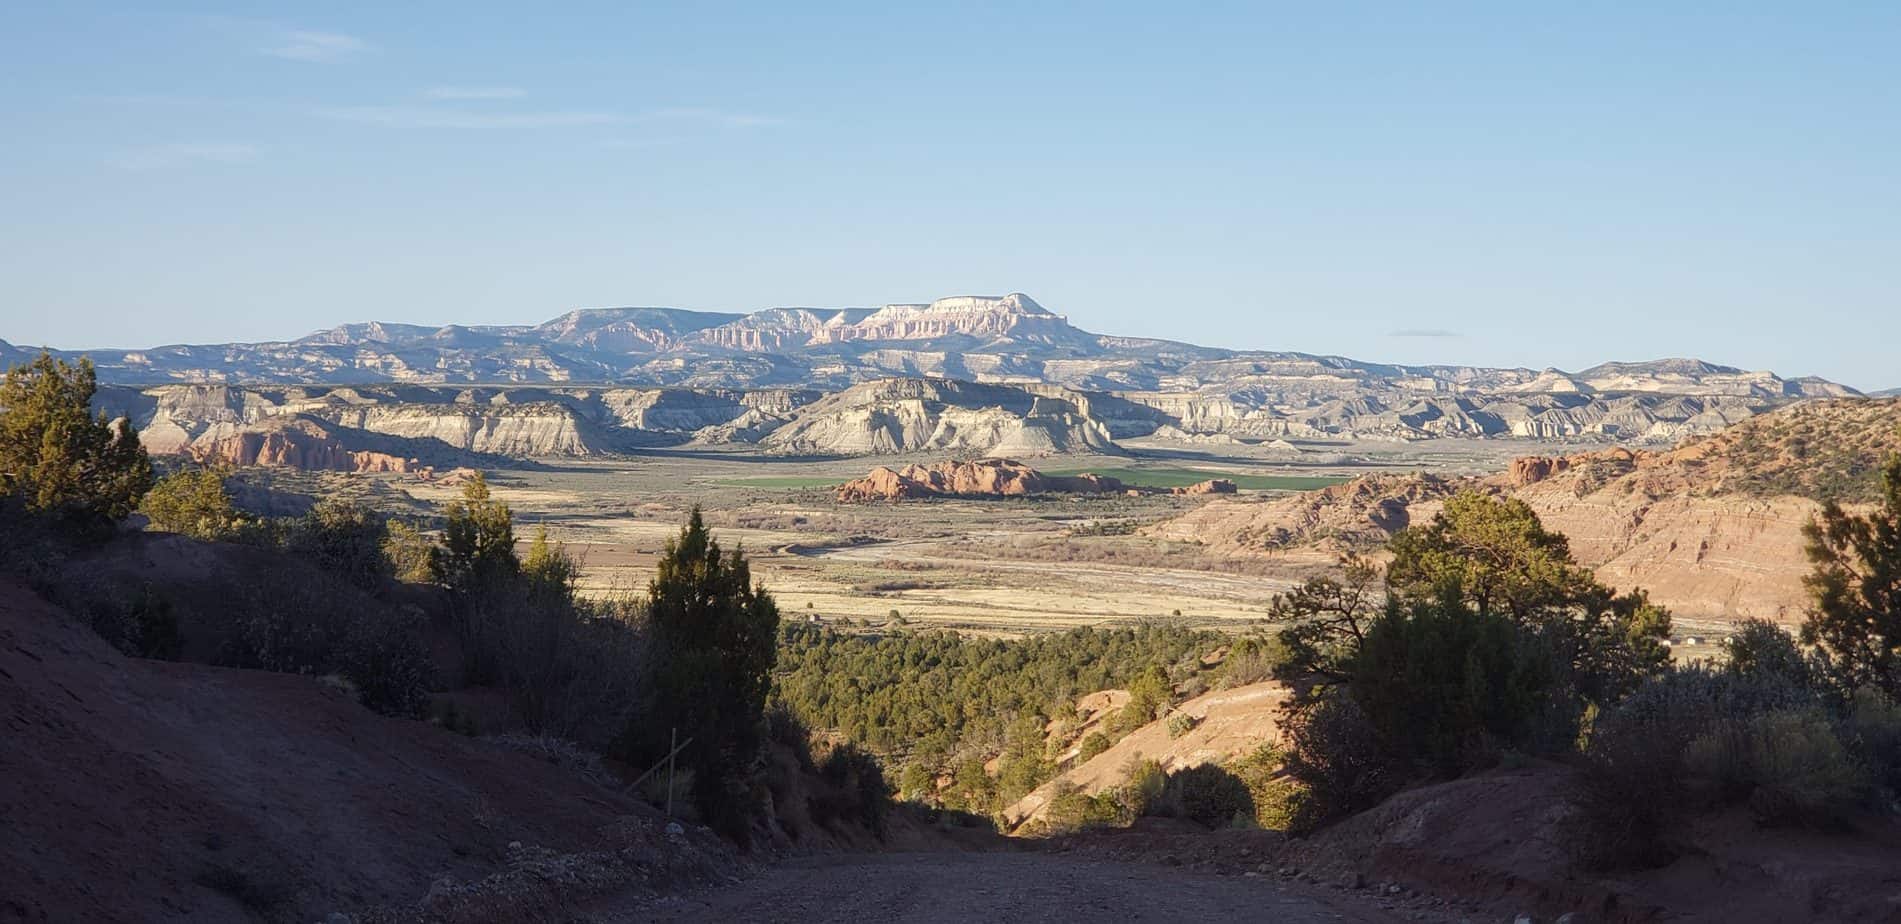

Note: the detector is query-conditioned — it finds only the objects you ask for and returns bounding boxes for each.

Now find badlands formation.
[1152,398,1901,624]
[34,292,1862,465]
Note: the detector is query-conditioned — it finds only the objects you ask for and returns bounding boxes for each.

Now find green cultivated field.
[713,467,1347,493]
[1042,467,1347,492]
[710,475,846,489]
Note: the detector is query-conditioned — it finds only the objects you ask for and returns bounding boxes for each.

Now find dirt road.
[603,851,1406,923]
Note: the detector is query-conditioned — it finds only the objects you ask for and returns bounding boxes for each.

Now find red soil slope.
[0,579,711,923]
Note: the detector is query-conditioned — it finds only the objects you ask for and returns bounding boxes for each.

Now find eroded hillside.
[1152,398,1901,623]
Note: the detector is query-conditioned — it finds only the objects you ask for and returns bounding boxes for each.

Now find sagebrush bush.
[285,498,389,589]
[1574,664,1851,868]
[382,519,437,584]
[1227,744,1299,830]
[1119,758,1168,817]
[58,578,181,660]
[459,586,649,749]
[1682,707,1865,825]
[1041,781,1126,834]
[1166,712,1199,739]
[1280,696,1396,834]
[1218,634,1287,688]
[814,741,892,836]
[140,467,244,540]
[1163,763,1255,828]
[218,562,433,716]
[1846,689,1901,796]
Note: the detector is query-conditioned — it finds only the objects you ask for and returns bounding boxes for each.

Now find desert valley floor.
[271,434,1733,659]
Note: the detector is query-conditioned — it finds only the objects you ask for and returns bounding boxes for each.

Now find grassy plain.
[383,444,1518,636]
[366,438,1682,638]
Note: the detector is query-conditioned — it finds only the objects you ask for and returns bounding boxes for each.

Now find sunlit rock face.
[52,294,1860,457]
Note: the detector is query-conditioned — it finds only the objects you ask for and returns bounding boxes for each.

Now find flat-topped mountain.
[12,293,1865,458]
[5,293,1854,402]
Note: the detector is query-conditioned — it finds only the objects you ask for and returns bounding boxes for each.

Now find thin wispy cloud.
[312,103,785,131]
[422,87,527,101]
[316,105,623,129]
[262,30,367,62]
[646,107,784,127]
[598,137,682,151]
[107,143,258,171]
[1389,328,1462,338]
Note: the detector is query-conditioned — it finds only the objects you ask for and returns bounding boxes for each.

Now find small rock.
[1387,884,1404,896]
[1515,915,1535,924]
[1555,916,1578,924]
[507,840,522,850]
[1161,854,1182,867]
[665,822,686,837]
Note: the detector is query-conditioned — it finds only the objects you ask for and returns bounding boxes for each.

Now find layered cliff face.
[120,383,815,462]
[760,378,1117,456]
[695,308,876,351]
[532,307,740,353]
[35,296,1855,443]
[1150,398,1901,623]
[315,402,602,456]
[805,294,1098,351]
[1576,359,1861,398]
[183,416,428,473]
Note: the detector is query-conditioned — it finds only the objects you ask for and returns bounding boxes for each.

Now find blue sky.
[1,3,1896,389]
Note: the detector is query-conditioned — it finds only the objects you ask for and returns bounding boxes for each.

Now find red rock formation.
[1170,479,1237,496]
[835,458,1127,501]
[1507,456,1569,487]
[185,418,421,474]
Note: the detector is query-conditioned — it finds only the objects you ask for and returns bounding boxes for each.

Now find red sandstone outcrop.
[834,460,1249,501]
[1171,478,1237,495]
[1507,455,1570,487]
[835,458,1127,501]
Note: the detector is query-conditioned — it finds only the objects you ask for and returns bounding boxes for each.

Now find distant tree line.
[774,621,1220,815]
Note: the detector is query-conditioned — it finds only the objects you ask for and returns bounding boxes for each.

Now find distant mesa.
[32,291,1874,459]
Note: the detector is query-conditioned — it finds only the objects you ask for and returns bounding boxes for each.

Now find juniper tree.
[430,472,517,591]
[0,352,152,533]
[1802,456,1901,699]
[634,507,779,845]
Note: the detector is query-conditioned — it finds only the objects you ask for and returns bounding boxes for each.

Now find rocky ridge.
[1151,398,1901,623]
[89,366,1854,466]
[18,294,1856,452]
